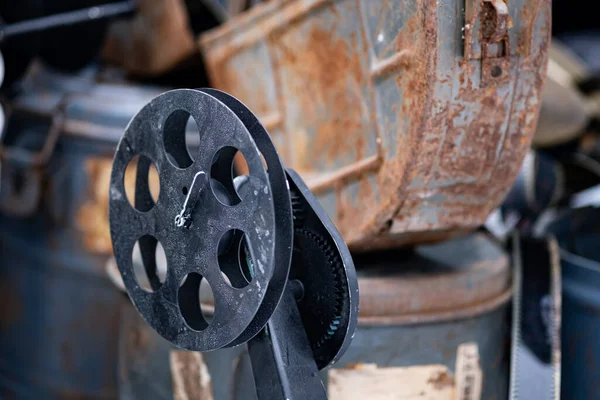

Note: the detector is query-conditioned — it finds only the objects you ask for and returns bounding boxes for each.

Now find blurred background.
[0,0,598,399]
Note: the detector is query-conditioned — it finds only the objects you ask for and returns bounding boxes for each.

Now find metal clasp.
[464,0,511,87]
[0,97,66,216]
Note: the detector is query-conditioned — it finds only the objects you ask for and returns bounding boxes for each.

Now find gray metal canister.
[325,233,511,400]
[0,67,161,398]
[119,232,511,400]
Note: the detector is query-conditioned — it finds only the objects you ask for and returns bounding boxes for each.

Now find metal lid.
[12,65,165,143]
[355,233,511,325]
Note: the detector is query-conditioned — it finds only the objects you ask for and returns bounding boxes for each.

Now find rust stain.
[358,0,549,249]
[275,24,366,170]
[344,363,367,370]
[427,370,455,390]
[338,3,436,245]
[329,364,455,399]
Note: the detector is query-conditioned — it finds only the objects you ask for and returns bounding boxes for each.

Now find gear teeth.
[296,228,347,351]
[328,316,341,336]
[291,190,305,227]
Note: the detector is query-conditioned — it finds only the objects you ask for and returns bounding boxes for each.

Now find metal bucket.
[199,0,551,251]
[119,233,511,399]
[0,67,162,398]
[547,207,600,400]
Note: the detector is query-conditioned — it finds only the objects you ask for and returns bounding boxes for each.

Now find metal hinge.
[464,0,511,87]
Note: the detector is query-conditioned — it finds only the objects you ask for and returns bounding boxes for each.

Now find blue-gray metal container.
[0,67,161,398]
[547,206,600,400]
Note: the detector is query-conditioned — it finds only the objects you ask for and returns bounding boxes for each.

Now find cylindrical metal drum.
[547,207,600,400]
[0,67,161,398]
[119,232,512,400]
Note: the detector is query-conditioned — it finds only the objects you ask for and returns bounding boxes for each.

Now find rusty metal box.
[200,0,551,250]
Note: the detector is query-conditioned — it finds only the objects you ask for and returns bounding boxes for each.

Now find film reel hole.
[178,273,213,330]
[163,110,197,169]
[132,235,167,292]
[124,155,160,211]
[218,230,254,289]
[210,146,249,206]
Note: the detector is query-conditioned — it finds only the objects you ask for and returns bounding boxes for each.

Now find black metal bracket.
[248,287,327,400]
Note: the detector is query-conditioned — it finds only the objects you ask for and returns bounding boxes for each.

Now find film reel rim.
[109,89,291,350]
[199,89,294,346]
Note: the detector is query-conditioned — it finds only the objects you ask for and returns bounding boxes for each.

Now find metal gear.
[291,227,348,369]
[285,169,359,371]
[291,189,305,227]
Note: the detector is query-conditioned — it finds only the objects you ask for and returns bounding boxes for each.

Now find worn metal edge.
[357,286,512,327]
[199,0,324,53]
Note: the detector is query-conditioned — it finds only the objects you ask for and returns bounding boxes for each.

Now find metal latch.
[464,0,511,87]
[0,100,65,216]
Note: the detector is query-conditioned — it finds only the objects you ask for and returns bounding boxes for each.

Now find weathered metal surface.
[0,222,127,398]
[200,0,551,251]
[121,232,511,399]
[0,68,161,398]
[355,233,511,325]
